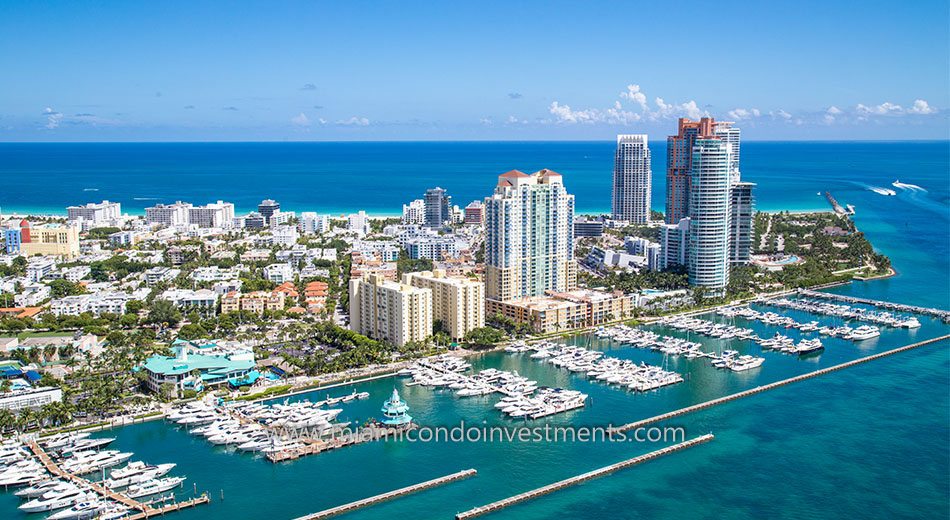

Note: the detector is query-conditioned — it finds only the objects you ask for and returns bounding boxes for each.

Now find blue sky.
[1,0,947,141]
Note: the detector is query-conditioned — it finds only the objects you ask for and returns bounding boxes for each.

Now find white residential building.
[484,169,576,302]
[402,199,426,225]
[263,263,294,284]
[15,283,50,307]
[272,225,300,247]
[611,134,652,224]
[144,266,180,285]
[26,259,56,282]
[67,200,122,230]
[299,212,330,235]
[189,201,235,228]
[146,201,192,227]
[159,289,219,314]
[348,211,370,236]
[405,236,461,260]
[688,138,732,294]
[191,266,243,283]
[50,291,144,316]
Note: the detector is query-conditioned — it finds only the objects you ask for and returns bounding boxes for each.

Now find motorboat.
[125,476,186,498]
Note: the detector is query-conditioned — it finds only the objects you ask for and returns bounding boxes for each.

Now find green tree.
[146,300,182,327]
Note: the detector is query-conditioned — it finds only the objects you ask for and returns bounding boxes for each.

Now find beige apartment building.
[349,274,432,347]
[20,222,80,258]
[402,269,484,341]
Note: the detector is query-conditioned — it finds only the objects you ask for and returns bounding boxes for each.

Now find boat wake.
[892,180,926,192]
[133,197,160,201]
[82,188,99,191]
[867,186,896,196]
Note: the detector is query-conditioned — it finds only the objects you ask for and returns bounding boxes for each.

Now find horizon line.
[0,138,948,145]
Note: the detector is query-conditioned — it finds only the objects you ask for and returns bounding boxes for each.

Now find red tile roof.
[499,169,529,178]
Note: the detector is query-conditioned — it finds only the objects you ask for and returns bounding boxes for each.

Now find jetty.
[798,289,950,321]
[295,468,476,520]
[25,440,209,517]
[611,335,949,433]
[266,424,414,463]
[824,191,852,215]
[455,435,714,519]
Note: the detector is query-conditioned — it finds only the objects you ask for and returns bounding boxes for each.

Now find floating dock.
[798,289,950,321]
[266,424,414,463]
[611,335,949,434]
[455,434,714,519]
[26,441,209,517]
[295,468,477,520]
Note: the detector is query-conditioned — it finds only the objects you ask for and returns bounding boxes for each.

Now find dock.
[611,334,949,433]
[798,289,950,321]
[455,435,714,519]
[295,468,477,520]
[25,441,210,517]
[266,424,413,463]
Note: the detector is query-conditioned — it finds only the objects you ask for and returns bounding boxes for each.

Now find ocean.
[0,141,947,519]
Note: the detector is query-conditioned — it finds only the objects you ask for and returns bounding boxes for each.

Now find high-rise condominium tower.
[687,138,733,294]
[484,169,576,302]
[424,187,451,228]
[611,134,652,223]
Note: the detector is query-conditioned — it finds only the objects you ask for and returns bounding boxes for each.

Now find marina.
[0,437,209,520]
[399,355,589,420]
[1,291,948,519]
[611,334,950,434]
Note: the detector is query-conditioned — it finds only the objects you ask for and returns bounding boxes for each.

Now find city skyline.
[0,1,947,142]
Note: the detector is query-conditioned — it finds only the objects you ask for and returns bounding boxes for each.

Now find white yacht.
[850,325,881,340]
[125,476,186,498]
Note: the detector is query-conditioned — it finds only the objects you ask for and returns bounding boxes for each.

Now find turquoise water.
[0,141,947,519]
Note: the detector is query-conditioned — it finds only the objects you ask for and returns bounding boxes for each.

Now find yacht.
[19,488,91,513]
[727,355,765,372]
[850,325,881,340]
[47,499,110,520]
[15,479,70,498]
[105,463,176,489]
[125,476,186,499]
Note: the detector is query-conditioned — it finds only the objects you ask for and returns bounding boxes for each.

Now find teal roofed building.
[141,341,255,397]
[380,388,412,427]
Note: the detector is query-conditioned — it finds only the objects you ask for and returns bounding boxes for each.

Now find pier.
[295,468,477,520]
[611,335,949,433]
[266,424,413,463]
[798,289,950,321]
[455,435,714,520]
[25,440,210,517]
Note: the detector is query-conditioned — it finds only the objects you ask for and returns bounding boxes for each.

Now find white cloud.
[726,108,761,121]
[653,97,703,120]
[479,117,493,126]
[290,113,311,127]
[770,109,793,121]
[619,84,648,111]
[44,107,63,129]
[337,116,370,126]
[826,106,843,115]
[856,102,903,115]
[908,99,936,115]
